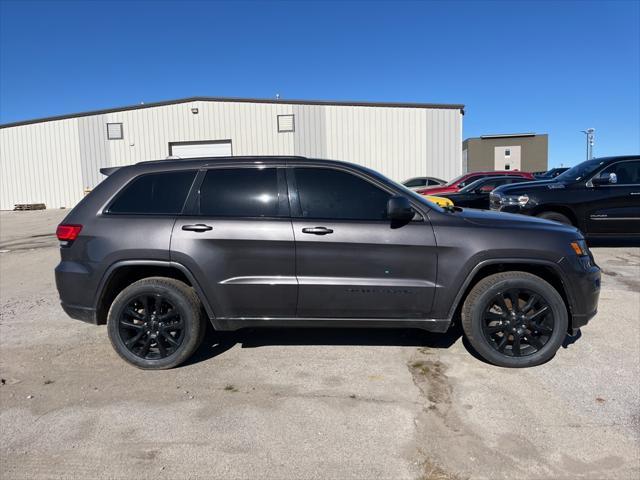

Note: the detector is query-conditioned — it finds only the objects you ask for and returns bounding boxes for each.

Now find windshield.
[556,159,606,182]
[458,178,491,193]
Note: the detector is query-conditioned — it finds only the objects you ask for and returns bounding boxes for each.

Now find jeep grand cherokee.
[55,157,601,369]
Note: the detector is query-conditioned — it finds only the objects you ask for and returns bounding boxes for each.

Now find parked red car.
[416,170,535,195]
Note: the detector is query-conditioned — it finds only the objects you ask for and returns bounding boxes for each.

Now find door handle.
[182,224,213,232]
[631,192,640,196]
[302,226,334,235]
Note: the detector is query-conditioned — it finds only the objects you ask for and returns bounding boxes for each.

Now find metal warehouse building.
[0,97,464,210]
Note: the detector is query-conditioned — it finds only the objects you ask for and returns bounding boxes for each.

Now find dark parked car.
[402,176,446,190]
[437,176,532,209]
[534,167,570,179]
[491,155,640,242]
[56,156,600,370]
[416,170,535,195]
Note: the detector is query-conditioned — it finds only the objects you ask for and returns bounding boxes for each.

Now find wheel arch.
[532,205,580,228]
[94,260,217,326]
[448,259,576,331]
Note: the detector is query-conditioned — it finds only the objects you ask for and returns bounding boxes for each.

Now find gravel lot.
[1,209,639,480]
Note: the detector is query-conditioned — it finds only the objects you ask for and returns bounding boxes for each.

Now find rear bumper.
[60,302,98,324]
[56,260,100,324]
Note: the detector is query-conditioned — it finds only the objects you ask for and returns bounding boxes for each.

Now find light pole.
[581,128,595,160]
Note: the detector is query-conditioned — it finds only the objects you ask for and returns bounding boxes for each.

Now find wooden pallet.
[13,203,46,211]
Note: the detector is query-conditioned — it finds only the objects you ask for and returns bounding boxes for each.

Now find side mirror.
[387,195,414,222]
[592,172,617,186]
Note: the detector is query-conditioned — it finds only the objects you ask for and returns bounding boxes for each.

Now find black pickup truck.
[491,155,640,243]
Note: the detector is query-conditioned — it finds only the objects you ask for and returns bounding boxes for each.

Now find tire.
[107,277,205,369]
[461,271,568,368]
[536,211,573,226]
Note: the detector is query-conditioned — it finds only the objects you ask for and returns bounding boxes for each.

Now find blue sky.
[1,0,638,167]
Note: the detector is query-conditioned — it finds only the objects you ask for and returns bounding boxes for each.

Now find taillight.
[56,224,83,242]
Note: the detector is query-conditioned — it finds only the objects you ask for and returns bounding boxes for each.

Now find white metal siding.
[171,141,232,158]
[0,100,462,210]
[1,118,84,210]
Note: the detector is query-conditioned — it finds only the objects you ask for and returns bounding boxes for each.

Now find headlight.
[499,194,530,207]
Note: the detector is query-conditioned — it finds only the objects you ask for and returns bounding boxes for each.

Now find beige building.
[463,133,548,173]
[0,97,464,210]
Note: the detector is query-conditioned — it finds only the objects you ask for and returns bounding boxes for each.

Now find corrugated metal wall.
[0,99,462,210]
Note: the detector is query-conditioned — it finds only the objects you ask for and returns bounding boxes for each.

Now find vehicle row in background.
[431,176,532,209]
[491,155,640,242]
[416,170,534,195]
[401,176,446,190]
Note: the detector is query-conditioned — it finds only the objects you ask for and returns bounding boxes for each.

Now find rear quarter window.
[107,171,196,214]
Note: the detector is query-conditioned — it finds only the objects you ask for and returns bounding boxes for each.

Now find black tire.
[536,211,573,226]
[461,272,568,368]
[107,277,205,369]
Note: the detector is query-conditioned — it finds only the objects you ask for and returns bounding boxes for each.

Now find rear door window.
[198,168,286,217]
[293,167,391,220]
[108,171,196,214]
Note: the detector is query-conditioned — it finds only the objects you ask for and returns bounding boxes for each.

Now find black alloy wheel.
[118,294,185,360]
[481,288,554,357]
[461,271,568,368]
[107,277,205,369]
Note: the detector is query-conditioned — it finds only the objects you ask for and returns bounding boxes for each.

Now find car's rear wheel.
[107,277,205,369]
[461,272,568,368]
[536,211,573,226]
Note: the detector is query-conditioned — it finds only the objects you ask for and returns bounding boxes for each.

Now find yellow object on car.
[425,195,453,208]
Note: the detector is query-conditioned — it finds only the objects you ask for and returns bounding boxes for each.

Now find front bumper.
[490,204,528,215]
[559,255,601,331]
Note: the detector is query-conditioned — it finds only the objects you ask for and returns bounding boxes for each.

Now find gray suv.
[55,157,601,369]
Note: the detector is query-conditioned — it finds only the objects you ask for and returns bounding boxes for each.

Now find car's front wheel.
[536,211,573,226]
[461,271,568,368]
[107,277,205,369]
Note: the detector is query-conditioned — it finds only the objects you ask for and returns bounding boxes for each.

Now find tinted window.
[444,173,467,187]
[199,168,282,217]
[404,178,426,188]
[478,179,501,190]
[109,171,196,214]
[600,160,640,185]
[483,177,521,189]
[506,177,529,184]
[295,168,391,220]
[458,174,484,188]
[460,177,504,193]
[556,158,606,182]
